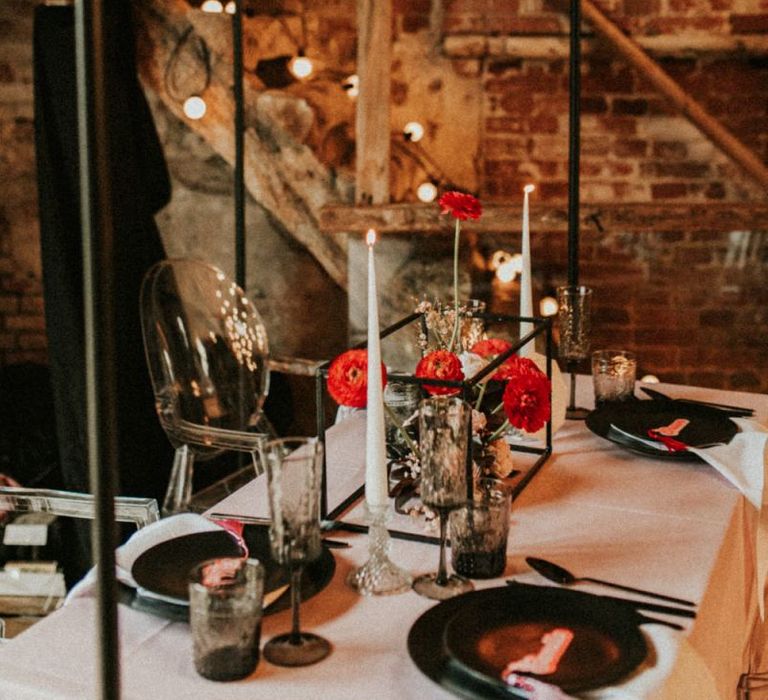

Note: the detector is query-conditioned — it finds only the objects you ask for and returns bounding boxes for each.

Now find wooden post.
[356,0,392,204]
[582,0,768,192]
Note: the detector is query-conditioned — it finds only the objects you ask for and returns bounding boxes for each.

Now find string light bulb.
[403,121,425,143]
[289,55,314,79]
[539,296,558,317]
[342,74,359,98]
[494,253,523,284]
[183,95,207,120]
[224,1,236,13]
[200,0,224,12]
[641,374,660,383]
[416,182,438,203]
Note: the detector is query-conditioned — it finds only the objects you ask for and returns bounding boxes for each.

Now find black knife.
[640,386,754,417]
[505,580,696,618]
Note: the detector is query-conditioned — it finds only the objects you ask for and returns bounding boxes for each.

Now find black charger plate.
[408,585,648,698]
[586,400,738,462]
[128,524,335,621]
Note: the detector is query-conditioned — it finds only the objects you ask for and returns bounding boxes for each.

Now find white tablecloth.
[0,380,766,699]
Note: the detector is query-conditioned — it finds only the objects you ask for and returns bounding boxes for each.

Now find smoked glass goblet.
[260,437,331,666]
[412,396,474,600]
[557,285,593,420]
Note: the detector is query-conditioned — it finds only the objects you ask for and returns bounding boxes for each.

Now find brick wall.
[0,0,46,367]
[1,0,767,397]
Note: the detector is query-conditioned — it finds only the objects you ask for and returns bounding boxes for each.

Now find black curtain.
[33,1,173,583]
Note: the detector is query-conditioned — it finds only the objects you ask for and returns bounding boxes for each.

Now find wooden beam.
[443,34,768,60]
[581,0,768,194]
[320,202,768,234]
[355,0,392,204]
[135,0,350,289]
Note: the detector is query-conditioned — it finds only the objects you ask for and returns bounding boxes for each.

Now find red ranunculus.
[438,191,483,221]
[502,371,551,433]
[415,349,464,396]
[471,338,513,357]
[327,349,387,408]
[494,354,542,382]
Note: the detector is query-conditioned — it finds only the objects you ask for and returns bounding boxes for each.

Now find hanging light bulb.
[496,253,523,284]
[416,181,438,203]
[201,0,224,12]
[224,0,236,13]
[342,74,359,98]
[539,296,559,317]
[403,121,425,143]
[183,95,207,120]
[289,54,314,79]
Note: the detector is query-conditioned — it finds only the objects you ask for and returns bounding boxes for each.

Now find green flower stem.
[448,218,461,353]
[383,402,420,461]
[490,400,505,415]
[474,381,488,411]
[486,418,511,444]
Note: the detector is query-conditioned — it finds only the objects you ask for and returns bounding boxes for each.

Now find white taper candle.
[365,229,388,508]
[519,184,535,358]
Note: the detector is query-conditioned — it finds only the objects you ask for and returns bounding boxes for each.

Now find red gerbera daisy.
[502,371,551,433]
[438,191,483,221]
[494,354,542,382]
[415,349,464,396]
[327,349,387,408]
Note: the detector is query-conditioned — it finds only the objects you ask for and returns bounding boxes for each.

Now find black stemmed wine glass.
[412,396,474,600]
[260,437,331,667]
[557,285,593,420]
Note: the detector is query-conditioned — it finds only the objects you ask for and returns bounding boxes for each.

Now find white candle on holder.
[365,229,388,508]
[519,184,535,357]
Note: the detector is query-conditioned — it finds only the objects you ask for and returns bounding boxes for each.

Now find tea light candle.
[519,184,535,357]
[365,229,388,508]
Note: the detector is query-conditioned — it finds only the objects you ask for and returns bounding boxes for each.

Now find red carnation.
[327,349,387,408]
[415,349,464,396]
[438,191,483,222]
[502,371,551,433]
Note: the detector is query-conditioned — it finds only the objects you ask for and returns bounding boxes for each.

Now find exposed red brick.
[612,98,648,115]
[651,182,688,199]
[730,14,768,33]
[652,141,688,159]
[613,139,647,158]
[581,96,608,114]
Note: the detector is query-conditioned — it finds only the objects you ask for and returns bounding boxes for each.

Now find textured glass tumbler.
[423,299,486,352]
[450,481,511,580]
[383,381,420,454]
[413,397,474,600]
[592,350,637,405]
[261,437,331,667]
[189,557,265,682]
[557,285,593,420]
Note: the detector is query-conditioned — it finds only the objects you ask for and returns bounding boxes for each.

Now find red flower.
[471,338,513,357]
[494,355,541,382]
[502,371,551,433]
[438,191,483,221]
[415,349,464,396]
[327,349,387,408]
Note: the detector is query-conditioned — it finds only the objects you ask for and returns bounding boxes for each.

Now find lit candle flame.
[366,228,377,247]
[524,184,535,194]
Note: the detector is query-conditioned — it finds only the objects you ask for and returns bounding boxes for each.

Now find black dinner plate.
[408,585,648,698]
[129,524,335,621]
[586,399,738,462]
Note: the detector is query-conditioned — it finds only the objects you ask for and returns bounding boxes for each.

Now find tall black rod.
[567,0,582,288]
[233,0,246,290]
[74,0,121,698]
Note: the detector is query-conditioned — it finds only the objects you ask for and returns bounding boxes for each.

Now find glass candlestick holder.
[347,503,412,596]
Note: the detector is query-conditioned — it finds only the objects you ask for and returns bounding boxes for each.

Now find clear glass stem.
[436,510,449,586]
[289,566,303,645]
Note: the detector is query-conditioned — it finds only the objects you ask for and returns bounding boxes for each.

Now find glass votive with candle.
[591,350,637,406]
[383,381,421,455]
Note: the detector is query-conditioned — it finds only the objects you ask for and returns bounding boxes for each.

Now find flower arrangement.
[325,191,551,517]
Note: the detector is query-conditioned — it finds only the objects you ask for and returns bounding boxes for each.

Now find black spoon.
[526,557,697,608]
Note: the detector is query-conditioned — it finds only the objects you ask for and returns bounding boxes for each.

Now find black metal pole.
[233,0,245,290]
[74,0,121,698]
[567,0,582,288]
